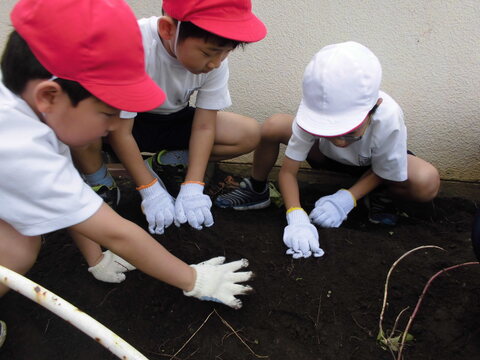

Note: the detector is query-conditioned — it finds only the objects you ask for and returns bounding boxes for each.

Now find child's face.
[323,115,371,148]
[174,37,234,75]
[320,101,380,148]
[40,88,121,147]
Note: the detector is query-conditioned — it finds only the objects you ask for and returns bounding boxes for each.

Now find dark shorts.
[306,150,415,177]
[131,106,196,153]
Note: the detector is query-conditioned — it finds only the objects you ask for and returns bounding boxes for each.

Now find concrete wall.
[1,0,479,181]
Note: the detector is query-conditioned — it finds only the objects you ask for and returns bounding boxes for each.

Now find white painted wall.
[1,0,479,181]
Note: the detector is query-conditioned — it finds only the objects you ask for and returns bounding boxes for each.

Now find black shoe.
[0,320,6,348]
[214,178,271,210]
[365,190,398,226]
[92,183,120,209]
[144,151,186,197]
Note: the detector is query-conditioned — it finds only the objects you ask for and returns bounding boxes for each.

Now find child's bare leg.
[69,229,135,283]
[70,138,118,208]
[70,138,104,175]
[251,113,295,181]
[70,230,103,267]
[214,113,294,209]
[211,111,261,160]
[0,220,41,297]
[386,154,440,201]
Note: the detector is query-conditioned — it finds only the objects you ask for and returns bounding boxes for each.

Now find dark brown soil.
[1,170,480,360]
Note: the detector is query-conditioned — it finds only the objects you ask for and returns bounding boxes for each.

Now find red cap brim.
[81,74,166,113]
[192,14,267,43]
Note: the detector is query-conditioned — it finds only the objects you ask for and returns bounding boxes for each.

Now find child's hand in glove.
[184,257,253,309]
[283,208,324,259]
[88,250,136,283]
[309,189,356,228]
[175,182,213,230]
[138,179,176,235]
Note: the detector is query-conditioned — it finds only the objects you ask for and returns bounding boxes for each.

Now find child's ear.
[158,16,177,40]
[34,80,62,113]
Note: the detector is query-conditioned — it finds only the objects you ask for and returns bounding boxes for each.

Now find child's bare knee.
[24,238,42,269]
[0,232,41,277]
[242,118,261,150]
[261,114,292,142]
[421,167,440,201]
[412,166,440,201]
[0,236,40,296]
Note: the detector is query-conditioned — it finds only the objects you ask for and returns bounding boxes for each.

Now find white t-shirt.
[121,16,232,119]
[0,81,103,236]
[285,91,408,182]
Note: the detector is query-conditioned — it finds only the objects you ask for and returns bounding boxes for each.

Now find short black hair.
[1,30,92,106]
[161,10,246,50]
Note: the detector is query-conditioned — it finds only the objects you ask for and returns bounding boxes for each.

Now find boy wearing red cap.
[70,0,267,234]
[216,42,440,258]
[0,0,255,347]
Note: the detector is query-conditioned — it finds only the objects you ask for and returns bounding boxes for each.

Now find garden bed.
[1,167,479,360]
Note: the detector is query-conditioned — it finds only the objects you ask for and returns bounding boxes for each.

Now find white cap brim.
[295,98,375,137]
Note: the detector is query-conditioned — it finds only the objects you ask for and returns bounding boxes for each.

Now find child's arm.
[108,119,175,235]
[108,118,156,186]
[278,156,302,209]
[70,203,252,309]
[72,231,135,283]
[348,168,383,200]
[72,203,195,289]
[279,157,324,259]
[174,108,216,230]
[185,108,216,183]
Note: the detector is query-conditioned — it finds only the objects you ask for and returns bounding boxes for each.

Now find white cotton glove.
[88,250,136,283]
[309,189,356,228]
[175,182,213,230]
[283,208,324,259]
[184,256,253,309]
[138,180,176,235]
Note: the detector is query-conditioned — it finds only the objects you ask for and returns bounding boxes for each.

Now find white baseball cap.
[296,41,382,136]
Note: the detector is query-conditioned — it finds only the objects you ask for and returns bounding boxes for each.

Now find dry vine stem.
[170,309,268,359]
[377,245,444,356]
[396,261,480,359]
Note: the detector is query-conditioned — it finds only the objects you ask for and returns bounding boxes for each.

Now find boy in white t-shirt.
[70,0,267,234]
[0,0,255,347]
[216,42,440,258]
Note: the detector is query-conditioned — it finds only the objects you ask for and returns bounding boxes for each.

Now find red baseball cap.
[163,0,267,43]
[11,0,166,113]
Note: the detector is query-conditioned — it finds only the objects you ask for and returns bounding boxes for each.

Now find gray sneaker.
[214,178,271,210]
[144,152,186,198]
[92,183,120,210]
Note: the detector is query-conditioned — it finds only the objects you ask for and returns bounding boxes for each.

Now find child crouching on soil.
[69,0,267,235]
[0,0,254,348]
[69,0,267,284]
[216,41,440,259]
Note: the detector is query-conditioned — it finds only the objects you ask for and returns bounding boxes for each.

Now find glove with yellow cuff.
[309,189,356,228]
[283,208,324,259]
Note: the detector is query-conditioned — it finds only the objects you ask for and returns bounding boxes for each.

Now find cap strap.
[173,21,181,56]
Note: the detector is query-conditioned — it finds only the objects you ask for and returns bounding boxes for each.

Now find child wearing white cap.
[216,41,440,259]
